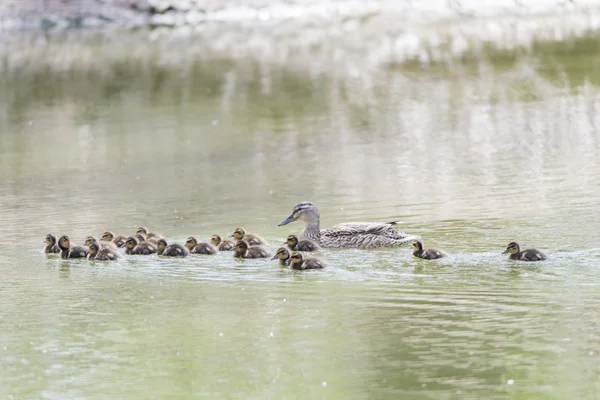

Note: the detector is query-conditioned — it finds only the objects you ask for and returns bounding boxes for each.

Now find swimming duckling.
[101,231,127,248]
[185,237,218,255]
[271,247,291,266]
[502,242,547,261]
[156,239,189,257]
[279,202,415,248]
[136,227,163,241]
[124,236,158,255]
[57,235,88,259]
[210,234,236,251]
[285,234,320,252]
[84,236,118,251]
[135,233,148,243]
[233,240,271,259]
[44,234,61,253]
[411,240,447,260]
[87,242,120,261]
[289,251,327,270]
[230,228,267,246]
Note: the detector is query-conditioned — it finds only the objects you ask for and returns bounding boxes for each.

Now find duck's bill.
[270,255,278,260]
[278,215,296,226]
[501,249,509,254]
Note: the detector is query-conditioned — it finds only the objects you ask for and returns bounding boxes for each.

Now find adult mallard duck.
[44,234,61,254]
[185,237,218,255]
[57,235,88,259]
[85,236,118,251]
[289,251,326,270]
[124,236,158,255]
[278,202,415,248]
[233,240,271,259]
[87,242,120,261]
[271,247,291,266]
[230,228,267,246]
[502,242,547,262]
[211,234,236,251]
[411,240,447,260]
[285,234,320,252]
[101,231,127,248]
[156,239,189,257]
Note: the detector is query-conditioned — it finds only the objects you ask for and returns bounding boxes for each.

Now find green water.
[1,30,600,399]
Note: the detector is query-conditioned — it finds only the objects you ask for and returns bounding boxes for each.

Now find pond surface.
[1,29,600,399]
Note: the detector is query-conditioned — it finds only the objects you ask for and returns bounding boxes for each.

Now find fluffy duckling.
[124,236,158,255]
[57,235,88,259]
[230,227,267,246]
[87,242,120,261]
[85,236,118,251]
[285,234,320,252]
[289,251,326,270]
[503,242,547,261]
[411,240,447,260]
[44,234,61,254]
[101,231,127,248]
[271,247,291,266]
[136,227,163,241]
[233,240,271,259]
[211,234,236,251]
[185,237,218,255]
[156,239,189,257]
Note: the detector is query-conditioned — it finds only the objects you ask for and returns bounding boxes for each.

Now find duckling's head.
[156,239,168,252]
[502,242,520,255]
[412,240,424,252]
[88,242,100,256]
[136,227,148,235]
[231,228,246,240]
[58,235,70,251]
[135,233,147,243]
[84,236,97,247]
[279,202,319,226]
[101,231,115,241]
[125,236,138,250]
[45,234,56,246]
[235,240,250,253]
[286,235,299,247]
[211,235,222,246]
[289,251,304,264]
[185,237,198,250]
[271,247,291,261]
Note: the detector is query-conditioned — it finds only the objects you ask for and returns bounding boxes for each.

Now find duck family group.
[44,201,549,268]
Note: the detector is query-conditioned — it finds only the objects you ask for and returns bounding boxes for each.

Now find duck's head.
[58,235,70,251]
[279,202,319,226]
[88,242,100,256]
[185,237,198,250]
[84,236,97,247]
[235,240,250,253]
[125,236,138,251]
[211,235,222,246]
[45,234,56,246]
[289,251,304,264]
[101,231,115,241]
[136,227,148,235]
[271,247,291,261]
[412,240,424,252]
[231,228,246,240]
[502,242,520,255]
[135,233,147,243]
[156,239,168,252]
[285,235,299,247]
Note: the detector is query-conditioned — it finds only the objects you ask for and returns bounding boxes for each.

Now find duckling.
[289,251,326,270]
[211,234,236,251]
[185,237,218,255]
[279,202,416,248]
[84,236,118,251]
[87,242,120,261]
[271,247,291,266]
[411,240,447,260]
[502,242,547,262]
[156,239,189,257]
[57,235,88,259]
[285,234,320,252]
[124,236,158,255]
[136,227,163,241]
[101,231,127,248]
[233,240,271,259]
[44,234,61,253]
[230,227,267,246]
[135,233,148,243]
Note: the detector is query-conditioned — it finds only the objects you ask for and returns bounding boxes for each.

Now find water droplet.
[322,382,327,387]
[269,332,274,337]
[589,351,595,356]
[283,298,287,302]
[507,379,514,385]
[219,333,223,337]
[212,120,218,125]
